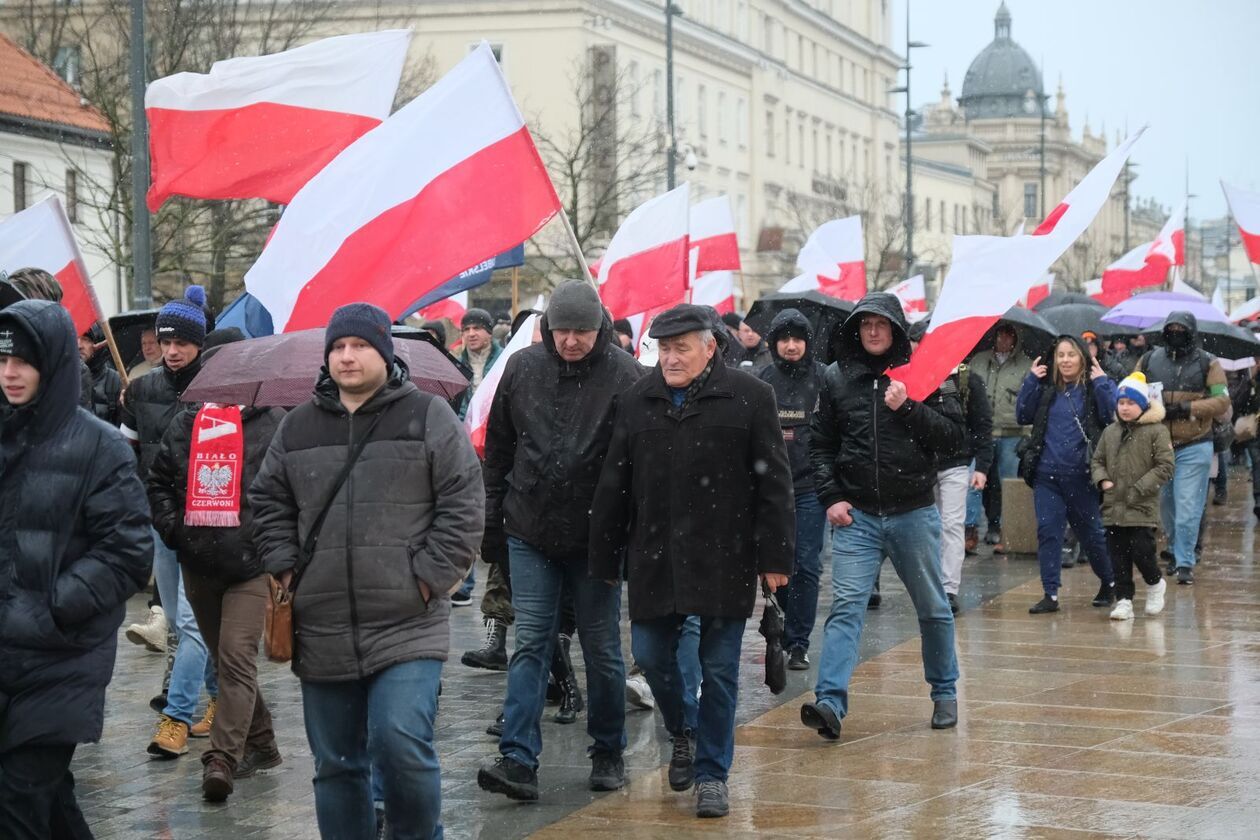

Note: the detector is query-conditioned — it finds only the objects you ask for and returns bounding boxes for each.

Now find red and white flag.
[416,291,468,327]
[1229,295,1260,324]
[691,270,736,315]
[689,195,741,275]
[891,128,1145,400]
[246,43,562,332]
[597,183,690,318]
[0,197,98,334]
[1022,272,1054,309]
[1221,180,1260,265]
[1147,199,1186,269]
[467,309,539,457]
[146,30,412,211]
[1087,277,1129,307]
[888,275,928,322]
[780,216,867,300]
[1101,240,1165,297]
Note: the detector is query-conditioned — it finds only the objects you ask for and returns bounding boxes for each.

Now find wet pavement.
[77,476,1260,838]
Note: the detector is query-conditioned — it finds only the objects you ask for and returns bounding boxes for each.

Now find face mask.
[1164,330,1191,350]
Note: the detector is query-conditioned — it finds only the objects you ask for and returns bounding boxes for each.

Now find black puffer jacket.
[120,357,202,476]
[483,313,644,564]
[85,349,122,426]
[809,293,964,515]
[0,301,152,751]
[758,308,827,495]
[931,367,994,473]
[148,404,287,583]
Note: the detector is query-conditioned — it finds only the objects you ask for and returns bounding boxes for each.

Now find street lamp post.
[1023,89,1048,219]
[889,3,927,274]
[665,2,683,190]
[129,0,152,308]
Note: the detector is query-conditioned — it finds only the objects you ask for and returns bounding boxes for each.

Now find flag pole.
[511,266,520,318]
[557,209,595,288]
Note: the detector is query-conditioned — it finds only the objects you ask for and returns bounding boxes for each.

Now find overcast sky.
[890,0,1260,223]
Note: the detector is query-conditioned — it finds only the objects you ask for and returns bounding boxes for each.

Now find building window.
[812,128,819,172]
[924,197,931,229]
[763,15,773,54]
[736,97,747,148]
[716,91,727,144]
[736,193,748,243]
[940,200,945,232]
[53,45,81,87]
[628,61,640,117]
[65,169,78,223]
[797,34,804,71]
[13,162,29,212]
[653,69,664,122]
[784,110,791,165]
[798,119,805,169]
[1024,183,1038,218]
[765,110,775,156]
[827,133,834,175]
[697,84,707,138]
[471,42,505,65]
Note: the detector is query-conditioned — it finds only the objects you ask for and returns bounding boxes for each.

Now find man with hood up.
[0,300,152,835]
[78,324,122,426]
[758,308,828,668]
[1135,312,1229,585]
[801,292,964,740]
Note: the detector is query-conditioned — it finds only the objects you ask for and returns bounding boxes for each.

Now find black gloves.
[1165,401,1192,421]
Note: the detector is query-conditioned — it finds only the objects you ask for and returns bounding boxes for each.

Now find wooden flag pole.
[511,266,520,318]
[558,209,595,288]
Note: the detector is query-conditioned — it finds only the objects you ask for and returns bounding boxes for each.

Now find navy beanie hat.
[155,288,208,347]
[325,302,395,366]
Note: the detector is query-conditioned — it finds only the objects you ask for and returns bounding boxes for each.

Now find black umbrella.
[759,582,787,695]
[745,290,854,365]
[1141,319,1260,361]
[392,325,472,382]
[1033,291,1101,312]
[1041,303,1138,339]
[0,278,24,310]
[967,306,1057,360]
[107,308,160,370]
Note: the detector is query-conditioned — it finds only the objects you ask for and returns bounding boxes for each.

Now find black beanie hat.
[461,308,493,332]
[156,288,208,347]
[0,320,40,367]
[720,311,744,331]
[325,302,394,366]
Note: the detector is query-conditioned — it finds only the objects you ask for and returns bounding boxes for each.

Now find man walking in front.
[250,302,483,839]
[590,304,795,819]
[800,293,964,740]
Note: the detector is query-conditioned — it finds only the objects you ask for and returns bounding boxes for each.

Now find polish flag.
[690,196,741,274]
[1147,199,1186,269]
[780,216,866,299]
[416,290,468,325]
[1087,278,1130,307]
[597,183,691,318]
[888,275,928,322]
[0,197,98,334]
[1221,181,1260,264]
[246,43,562,333]
[691,270,736,315]
[890,128,1145,400]
[146,30,412,211]
[467,309,539,457]
[1211,285,1227,316]
[1229,295,1260,324]
[1102,240,1165,295]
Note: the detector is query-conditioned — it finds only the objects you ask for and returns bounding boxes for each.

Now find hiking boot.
[1144,578,1167,616]
[1029,595,1059,614]
[1109,598,1134,621]
[668,732,695,791]
[202,755,234,802]
[1092,582,1116,607]
[1177,566,1194,586]
[234,741,283,778]
[931,699,958,729]
[190,697,217,738]
[461,619,508,671]
[486,711,504,739]
[477,756,539,801]
[947,593,960,615]
[964,525,979,554]
[625,674,656,710]
[147,715,189,759]
[800,702,842,740]
[985,527,1002,546]
[787,647,810,670]
[125,606,168,653]
[695,779,729,818]
[589,751,625,792]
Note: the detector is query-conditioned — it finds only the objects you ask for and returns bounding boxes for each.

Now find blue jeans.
[500,538,625,769]
[782,492,825,652]
[632,615,746,783]
[301,658,444,840]
[813,506,957,719]
[457,561,475,599]
[1160,440,1214,569]
[152,528,217,724]
[1033,471,1114,596]
[971,436,1021,528]
[678,616,701,732]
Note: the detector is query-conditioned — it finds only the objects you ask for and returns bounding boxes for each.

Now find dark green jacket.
[1090,401,1174,528]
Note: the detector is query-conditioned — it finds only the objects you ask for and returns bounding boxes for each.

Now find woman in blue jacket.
[1016,335,1117,614]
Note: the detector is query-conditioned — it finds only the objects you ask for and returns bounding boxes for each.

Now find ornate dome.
[959,3,1044,120]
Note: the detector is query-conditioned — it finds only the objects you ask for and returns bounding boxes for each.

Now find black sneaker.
[1177,566,1194,586]
[1029,596,1059,614]
[787,648,810,671]
[867,592,882,610]
[477,755,539,801]
[695,779,729,818]
[800,702,842,740]
[233,741,283,778]
[1162,551,1177,576]
[450,591,473,607]
[1092,582,1116,607]
[668,733,695,791]
[486,711,504,739]
[589,751,625,792]
[947,593,960,615]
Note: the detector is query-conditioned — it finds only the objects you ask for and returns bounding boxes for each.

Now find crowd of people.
[1,267,1256,838]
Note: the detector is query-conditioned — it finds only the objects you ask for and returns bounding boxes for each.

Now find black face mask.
[1164,330,1191,350]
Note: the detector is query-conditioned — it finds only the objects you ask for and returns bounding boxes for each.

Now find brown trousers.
[182,567,274,768]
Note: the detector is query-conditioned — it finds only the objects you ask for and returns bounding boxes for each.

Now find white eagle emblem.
[196,463,234,497]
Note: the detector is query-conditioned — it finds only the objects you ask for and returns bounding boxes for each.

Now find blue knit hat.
[325,302,394,366]
[1116,371,1150,412]
[155,288,208,347]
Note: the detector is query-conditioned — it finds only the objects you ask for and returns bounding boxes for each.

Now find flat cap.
[648,303,714,339]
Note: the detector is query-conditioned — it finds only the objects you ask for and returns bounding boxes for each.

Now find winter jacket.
[482,313,644,565]
[809,293,965,516]
[85,349,122,426]
[120,357,203,476]
[589,358,796,621]
[0,301,152,751]
[147,404,287,583]
[758,308,827,496]
[968,347,1033,436]
[1136,312,1230,448]
[1090,401,1174,528]
[929,367,994,474]
[731,339,773,372]
[456,341,504,419]
[249,365,483,682]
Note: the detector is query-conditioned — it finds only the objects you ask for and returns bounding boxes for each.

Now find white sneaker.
[1109,599,1134,621]
[625,675,655,710]
[125,606,168,652]
[1144,578,1167,616]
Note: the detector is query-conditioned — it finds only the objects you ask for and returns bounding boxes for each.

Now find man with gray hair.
[590,303,795,819]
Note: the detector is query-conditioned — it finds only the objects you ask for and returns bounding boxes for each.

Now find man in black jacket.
[800,293,963,740]
[477,282,644,802]
[758,308,828,669]
[78,325,122,426]
[589,304,795,819]
[0,301,152,837]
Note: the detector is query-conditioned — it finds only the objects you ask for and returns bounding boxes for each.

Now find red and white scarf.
[185,403,244,527]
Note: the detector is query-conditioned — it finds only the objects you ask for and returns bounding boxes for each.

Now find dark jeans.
[782,491,825,652]
[1105,526,1161,601]
[1033,471,1114,597]
[0,744,92,839]
[632,614,746,783]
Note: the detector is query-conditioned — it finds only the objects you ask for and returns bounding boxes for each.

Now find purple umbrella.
[1101,292,1228,330]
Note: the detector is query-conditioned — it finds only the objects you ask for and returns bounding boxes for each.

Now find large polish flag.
[1221,180,1260,264]
[415,290,468,327]
[1022,272,1054,308]
[779,216,866,300]
[690,196,741,274]
[888,275,928,322]
[1147,199,1186,269]
[691,270,736,314]
[246,43,562,332]
[891,128,1145,400]
[597,183,691,318]
[146,30,412,211]
[0,197,98,334]
[467,309,540,457]
[1101,240,1165,295]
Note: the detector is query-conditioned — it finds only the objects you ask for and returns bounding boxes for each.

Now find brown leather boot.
[202,754,234,802]
[964,525,979,554]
